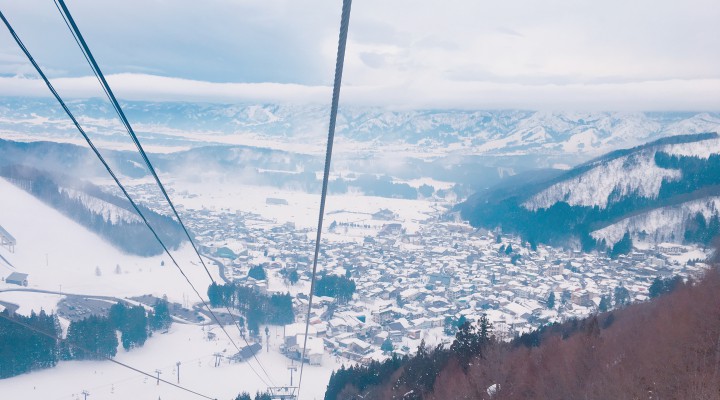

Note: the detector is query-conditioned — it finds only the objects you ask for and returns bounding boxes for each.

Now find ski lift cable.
[52,0,276,386]
[0,9,271,388]
[297,0,353,398]
[0,312,218,400]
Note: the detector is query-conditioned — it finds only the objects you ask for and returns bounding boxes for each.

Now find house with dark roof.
[230,343,262,362]
[6,272,28,287]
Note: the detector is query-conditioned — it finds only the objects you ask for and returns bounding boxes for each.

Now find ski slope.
[0,177,220,307]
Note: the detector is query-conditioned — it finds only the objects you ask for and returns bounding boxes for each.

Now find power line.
[52,0,219,288]
[0,8,271,388]
[0,312,218,400]
[297,0,353,398]
[51,1,275,385]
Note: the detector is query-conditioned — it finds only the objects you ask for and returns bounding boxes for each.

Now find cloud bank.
[2,74,719,111]
[0,0,719,110]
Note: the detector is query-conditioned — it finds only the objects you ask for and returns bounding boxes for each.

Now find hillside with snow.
[461,133,720,249]
[523,134,720,211]
[0,165,186,256]
[591,196,720,245]
[0,177,217,302]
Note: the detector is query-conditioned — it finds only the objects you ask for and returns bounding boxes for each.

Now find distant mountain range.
[460,132,720,250]
[4,97,720,246]
[1,97,719,162]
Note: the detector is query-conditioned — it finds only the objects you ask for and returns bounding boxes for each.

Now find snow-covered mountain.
[523,134,720,211]
[460,133,720,249]
[2,97,719,160]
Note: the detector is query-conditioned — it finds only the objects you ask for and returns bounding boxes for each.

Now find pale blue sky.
[0,0,719,110]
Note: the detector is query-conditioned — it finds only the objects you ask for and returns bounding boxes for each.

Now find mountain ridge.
[2,97,720,161]
[460,132,720,249]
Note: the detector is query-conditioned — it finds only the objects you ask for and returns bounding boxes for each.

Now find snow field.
[0,177,220,306]
[0,322,342,400]
[171,180,436,234]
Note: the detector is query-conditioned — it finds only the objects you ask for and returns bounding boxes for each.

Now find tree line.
[0,299,172,378]
[460,138,720,251]
[207,282,294,335]
[0,165,186,256]
[325,316,492,400]
[326,266,720,399]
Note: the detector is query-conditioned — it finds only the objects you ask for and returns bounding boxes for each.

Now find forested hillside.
[460,133,720,250]
[326,265,720,399]
[0,165,185,256]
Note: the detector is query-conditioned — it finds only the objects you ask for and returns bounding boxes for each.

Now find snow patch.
[60,187,141,224]
[523,149,681,210]
[591,196,720,244]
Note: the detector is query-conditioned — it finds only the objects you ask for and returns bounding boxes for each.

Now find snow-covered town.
[135,180,711,365]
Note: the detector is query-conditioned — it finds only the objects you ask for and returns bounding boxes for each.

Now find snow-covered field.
[172,179,436,234]
[0,321,342,400]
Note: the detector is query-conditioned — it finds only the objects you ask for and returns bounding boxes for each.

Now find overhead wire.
[0,8,271,388]
[0,312,218,400]
[52,0,275,386]
[52,0,218,288]
[297,0,353,398]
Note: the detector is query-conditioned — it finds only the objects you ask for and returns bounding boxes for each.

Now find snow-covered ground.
[591,196,720,245]
[172,179,436,234]
[0,177,220,307]
[522,134,720,211]
[523,149,682,210]
[0,322,342,400]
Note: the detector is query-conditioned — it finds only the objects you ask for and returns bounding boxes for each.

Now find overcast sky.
[0,0,719,110]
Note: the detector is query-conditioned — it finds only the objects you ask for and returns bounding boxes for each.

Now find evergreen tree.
[207,282,222,307]
[65,315,117,360]
[649,276,683,298]
[288,269,299,285]
[110,303,149,350]
[610,232,633,258]
[0,309,61,378]
[614,286,630,307]
[478,314,491,342]
[598,295,610,312]
[451,320,488,371]
[248,265,267,280]
[381,338,394,353]
[649,277,664,298]
[314,275,356,303]
[547,292,556,309]
[150,298,172,331]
